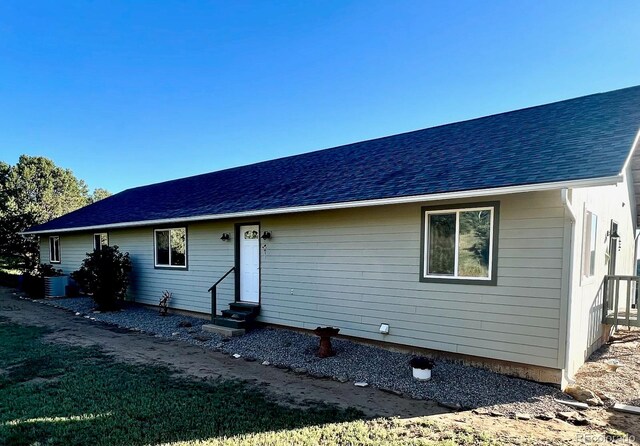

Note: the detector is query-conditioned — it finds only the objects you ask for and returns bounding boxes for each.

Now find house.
[24,86,640,387]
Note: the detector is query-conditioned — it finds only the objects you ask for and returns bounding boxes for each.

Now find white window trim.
[154,227,187,268]
[423,206,495,281]
[93,233,109,251]
[49,236,61,263]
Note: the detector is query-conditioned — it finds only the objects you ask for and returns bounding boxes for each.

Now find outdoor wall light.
[379,323,390,334]
[220,233,230,241]
[607,229,621,240]
[261,231,272,240]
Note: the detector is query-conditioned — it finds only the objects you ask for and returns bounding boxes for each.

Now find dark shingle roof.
[28,85,640,233]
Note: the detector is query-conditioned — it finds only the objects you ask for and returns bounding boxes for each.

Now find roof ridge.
[121,84,640,193]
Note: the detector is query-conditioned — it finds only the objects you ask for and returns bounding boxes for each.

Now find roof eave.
[20,175,623,236]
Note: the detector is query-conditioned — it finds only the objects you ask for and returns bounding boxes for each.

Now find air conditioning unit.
[44,275,69,298]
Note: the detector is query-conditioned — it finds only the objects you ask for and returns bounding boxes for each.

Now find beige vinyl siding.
[38,189,565,369]
[258,190,564,368]
[40,233,93,275]
[110,227,235,313]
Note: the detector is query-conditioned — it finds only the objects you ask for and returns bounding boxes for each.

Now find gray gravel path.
[43,296,568,416]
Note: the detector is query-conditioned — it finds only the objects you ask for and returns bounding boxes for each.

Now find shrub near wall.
[71,246,131,311]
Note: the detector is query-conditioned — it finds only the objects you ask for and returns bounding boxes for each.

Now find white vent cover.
[44,276,69,298]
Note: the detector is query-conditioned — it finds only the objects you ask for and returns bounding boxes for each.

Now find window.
[582,210,598,278]
[154,228,187,268]
[93,233,109,251]
[49,236,60,263]
[421,203,499,284]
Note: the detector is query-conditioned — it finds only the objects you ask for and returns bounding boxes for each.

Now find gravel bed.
[43,296,567,415]
[45,297,220,346]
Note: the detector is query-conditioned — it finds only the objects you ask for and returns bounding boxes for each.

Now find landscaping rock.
[605,359,623,372]
[515,413,531,420]
[557,411,578,421]
[594,390,614,405]
[490,410,504,417]
[571,416,590,426]
[261,361,271,366]
[354,382,368,387]
[536,412,555,421]
[193,335,210,342]
[336,376,349,383]
[439,401,462,411]
[564,384,602,406]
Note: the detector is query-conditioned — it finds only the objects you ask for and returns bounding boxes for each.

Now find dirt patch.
[573,327,640,441]
[2,287,638,445]
[2,289,444,419]
[575,328,640,407]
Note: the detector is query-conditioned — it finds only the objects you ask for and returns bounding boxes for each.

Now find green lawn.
[0,317,498,446]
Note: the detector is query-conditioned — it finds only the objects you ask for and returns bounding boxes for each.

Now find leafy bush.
[409,356,434,370]
[35,263,64,278]
[71,245,132,311]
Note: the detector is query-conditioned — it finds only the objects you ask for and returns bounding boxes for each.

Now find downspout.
[561,188,576,387]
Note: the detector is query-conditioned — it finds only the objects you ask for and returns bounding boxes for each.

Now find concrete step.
[202,323,245,337]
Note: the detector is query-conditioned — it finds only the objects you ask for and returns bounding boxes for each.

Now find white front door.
[239,224,260,303]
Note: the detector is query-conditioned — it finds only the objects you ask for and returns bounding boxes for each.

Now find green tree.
[0,155,109,272]
[90,187,112,203]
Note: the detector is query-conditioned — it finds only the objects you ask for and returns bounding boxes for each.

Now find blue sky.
[1,1,639,193]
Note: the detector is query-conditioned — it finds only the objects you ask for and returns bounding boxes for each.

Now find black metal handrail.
[208,266,235,321]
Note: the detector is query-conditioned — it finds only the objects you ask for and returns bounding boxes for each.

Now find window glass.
[170,228,186,266]
[155,228,187,267]
[583,210,597,277]
[49,236,60,263]
[589,215,597,276]
[424,205,496,282]
[458,210,491,278]
[156,230,170,265]
[427,213,455,275]
[94,233,108,251]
